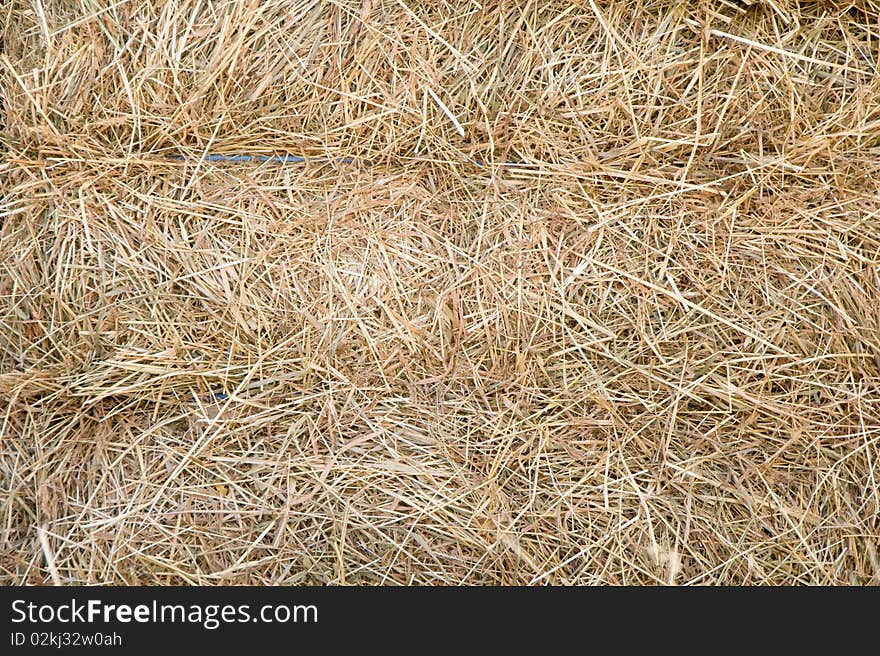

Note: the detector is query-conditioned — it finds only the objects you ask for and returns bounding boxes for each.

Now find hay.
[1,0,879,585]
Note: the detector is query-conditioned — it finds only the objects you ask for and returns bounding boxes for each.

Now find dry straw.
[1,0,879,585]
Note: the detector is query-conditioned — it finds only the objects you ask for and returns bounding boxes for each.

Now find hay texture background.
[2,0,880,585]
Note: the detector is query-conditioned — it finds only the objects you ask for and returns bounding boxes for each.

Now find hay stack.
[2,0,879,584]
